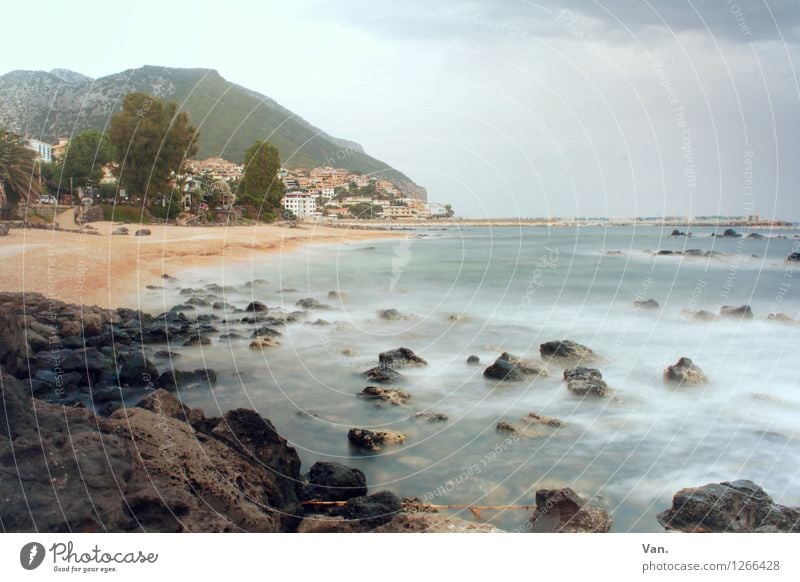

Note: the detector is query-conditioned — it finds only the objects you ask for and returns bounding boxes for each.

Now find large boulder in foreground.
[663,357,707,385]
[540,340,597,362]
[529,488,613,533]
[302,462,368,503]
[483,352,548,382]
[657,480,800,532]
[378,347,427,369]
[363,366,403,384]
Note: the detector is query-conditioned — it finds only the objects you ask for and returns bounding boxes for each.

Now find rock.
[251,326,281,338]
[746,233,765,239]
[76,205,103,223]
[540,340,597,362]
[249,336,280,349]
[153,350,179,359]
[182,335,211,347]
[721,228,741,237]
[691,309,716,321]
[663,357,708,385]
[156,368,217,390]
[720,305,754,319]
[657,480,800,532]
[358,386,411,405]
[496,421,519,434]
[302,462,368,502]
[111,226,129,235]
[529,488,613,533]
[563,367,611,397]
[483,352,548,382]
[118,353,159,387]
[670,229,686,236]
[243,279,269,289]
[377,308,404,320]
[308,318,330,326]
[374,513,503,533]
[134,229,151,236]
[767,313,796,323]
[466,355,481,365]
[413,412,448,422]
[245,301,268,313]
[363,366,403,384]
[348,428,407,451]
[787,252,800,263]
[334,491,402,529]
[212,302,234,310]
[218,332,245,340]
[296,298,328,309]
[327,290,340,299]
[634,299,659,309]
[524,412,564,427]
[136,388,204,424]
[378,347,427,369]
[296,514,366,533]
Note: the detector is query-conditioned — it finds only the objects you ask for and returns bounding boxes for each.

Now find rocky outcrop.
[787,252,800,263]
[348,428,407,451]
[296,298,329,310]
[301,462,368,502]
[540,340,597,362]
[378,347,427,368]
[245,301,268,312]
[663,357,707,385]
[483,352,548,382]
[413,412,448,422]
[250,336,280,349]
[363,366,403,384]
[563,367,611,397]
[719,305,754,319]
[529,488,613,533]
[377,308,406,321]
[657,480,800,532]
[358,386,411,406]
[634,299,659,309]
[466,355,481,365]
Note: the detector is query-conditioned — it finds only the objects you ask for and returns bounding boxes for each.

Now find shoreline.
[0,221,403,309]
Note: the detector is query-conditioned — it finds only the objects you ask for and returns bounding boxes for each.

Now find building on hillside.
[426,202,449,217]
[25,139,53,163]
[341,196,374,206]
[383,205,419,219]
[282,191,318,219]
[52,137,69,161]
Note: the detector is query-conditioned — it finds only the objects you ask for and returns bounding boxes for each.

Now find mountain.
[0,66,426,199]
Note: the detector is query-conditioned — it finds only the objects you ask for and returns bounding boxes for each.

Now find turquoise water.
[136,225,800,532]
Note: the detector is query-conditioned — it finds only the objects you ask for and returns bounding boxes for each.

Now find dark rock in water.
[540,340,597,362]
[563,367,610,397]
[186,297,210,307]
[683,248,704,256]
[212,301,234,310]
[245,301,268,313]
[327,290,341,299]
[307,318,330,326]
[118,353,159,387]
[721,228,741,237]
[787,252,800,263]
[663,357,707,385]
[767,313,796,324]
[496,421,518,434]
[251,326,281,338]
[182,335,211,347]
[670,229,686,236]
[634,299,659,309]
[218,332,245,340]
[656,249,677,255]
[524,412,564,427]
[145,285,163,290]
[377,308,404,320]
[466,355,481,365]
[657,480,800,532]
[161,273,177,281]
[379,347,428,368]
[719,304,753,319]
[746,233,765,239]
[363,366,403,384]
[358,386,411,405]
[348,428,406,451]
[529,488,613,533]
[249,336,280,349]
[157,368,217,390]
[302,462,368,503]
[243,279,269,289]
[296,298,329,310]
[134,229,151,236]
[413,412,448,422]
[153,350,180,359]
[684,309,715,321]
[333,491,403,529]
[484,352,548,382]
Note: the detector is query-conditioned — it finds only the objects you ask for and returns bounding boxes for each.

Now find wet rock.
[496,421,519,434]
[720,228,741,238]
[413,412,448,422]
[334,491,402,529]
[787,252,800,263]
[182,335,211,347]
[212,302,234,310]
[378,347,428,369]
[296,298,328,309]
[483,352,548,382]
[186,297,210,307]
[540,340,597,362]
[245,301,268,313]
[363,366,403,384]
[296,514,366,533]
[308,318,330,326]
[134,229,151,236]
[663,357,707,385]
[348,428,407,451]
[720,305,754,319]
[0,312,29,376]
[466,355,481,365]
[374,513,503,533]
[251,326,281,338]
[243,279,269,289]
[746,233,765,239]
[118,353,159,387]
[249,336,280,349]
[524,412,564,427]
[634,299,659,309]
[670,229,686,236]
[218,332,245,340]
[685,309,715,321]
[327,290,341,299]
[358,386,411,406]
[657,480,800,533]
[156,368,217,390]
[302,462,368,502]
[529,488,613,533]
[767,313,796,324]
[377,308,404,321]
[563,367,611,397]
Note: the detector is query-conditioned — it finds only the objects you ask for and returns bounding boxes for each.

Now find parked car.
[39,195,58,205]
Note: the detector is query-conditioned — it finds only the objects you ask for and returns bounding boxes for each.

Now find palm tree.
[0,129,43,210]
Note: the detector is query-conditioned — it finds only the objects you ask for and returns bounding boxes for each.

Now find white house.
[282,191,318,219]
[25,139,53,163]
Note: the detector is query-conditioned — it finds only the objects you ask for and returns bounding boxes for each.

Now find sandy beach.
[0,213,400,308]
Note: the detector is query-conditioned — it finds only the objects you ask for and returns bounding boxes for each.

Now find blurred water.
[135,225,800,532]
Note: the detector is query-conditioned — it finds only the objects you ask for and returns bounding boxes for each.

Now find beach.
[0,217,401,308]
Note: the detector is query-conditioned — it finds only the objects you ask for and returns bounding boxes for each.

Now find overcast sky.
[5,0,800,219]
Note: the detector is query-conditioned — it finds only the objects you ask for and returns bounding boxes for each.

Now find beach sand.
[0,212,400,308]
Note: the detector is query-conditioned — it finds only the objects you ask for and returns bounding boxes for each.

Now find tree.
[108,92,198,204]
[0,129,43,208]
[204,179,231,208]
[238,140,283,219]
[60,130,115,189]
[445,203,454,218]
[348,202,383,219]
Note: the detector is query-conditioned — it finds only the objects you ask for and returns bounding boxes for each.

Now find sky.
[4,0,800,220]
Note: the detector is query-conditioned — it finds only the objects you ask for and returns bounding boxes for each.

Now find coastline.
[0,221,403,308]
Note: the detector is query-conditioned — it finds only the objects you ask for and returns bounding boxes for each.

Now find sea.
[135,225,800,532]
